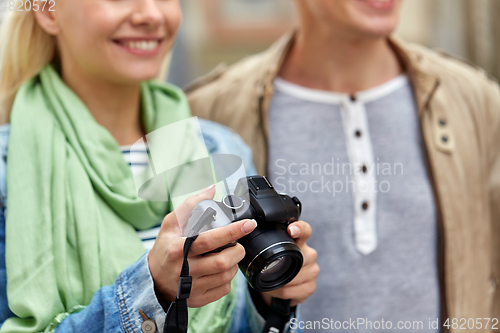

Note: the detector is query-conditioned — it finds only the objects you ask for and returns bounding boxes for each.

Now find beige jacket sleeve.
[486,76,500,320]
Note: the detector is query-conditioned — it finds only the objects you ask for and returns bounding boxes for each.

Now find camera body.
[186,176,303,292]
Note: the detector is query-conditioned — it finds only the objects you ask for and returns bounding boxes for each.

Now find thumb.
[161,185,217,236]
[287,221,312,248]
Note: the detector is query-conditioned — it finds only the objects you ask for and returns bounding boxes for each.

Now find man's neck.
[61,63,144,146]
[279,29,402,94]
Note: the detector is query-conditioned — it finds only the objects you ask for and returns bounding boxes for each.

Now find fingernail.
[200,184,215,194]
[289,226,300,238]
[241,219,257,234]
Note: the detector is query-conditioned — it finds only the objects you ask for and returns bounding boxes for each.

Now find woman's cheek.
[163,3,182,35]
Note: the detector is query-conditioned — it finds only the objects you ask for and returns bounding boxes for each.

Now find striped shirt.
[120,143,161,250]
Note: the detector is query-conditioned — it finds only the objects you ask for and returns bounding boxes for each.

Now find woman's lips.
[113,39,163,57]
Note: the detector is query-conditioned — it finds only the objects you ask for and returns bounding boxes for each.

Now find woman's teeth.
[123,40,159,50]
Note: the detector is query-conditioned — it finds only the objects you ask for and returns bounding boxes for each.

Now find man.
[187,0,500,332]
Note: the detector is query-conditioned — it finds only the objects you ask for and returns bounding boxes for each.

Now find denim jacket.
[0,119,297,333]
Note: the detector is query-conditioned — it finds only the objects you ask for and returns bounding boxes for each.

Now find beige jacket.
[187,32,500,332]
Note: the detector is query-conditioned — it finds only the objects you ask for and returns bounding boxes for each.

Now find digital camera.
[185,176,304,292]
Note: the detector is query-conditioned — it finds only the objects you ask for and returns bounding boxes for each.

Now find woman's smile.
[113,38,163,57]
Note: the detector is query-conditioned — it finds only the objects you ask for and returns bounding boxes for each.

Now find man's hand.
[148,185,258,308]
[261,221,319,307]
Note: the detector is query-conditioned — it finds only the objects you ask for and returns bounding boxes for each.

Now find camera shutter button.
[222,195,244,209]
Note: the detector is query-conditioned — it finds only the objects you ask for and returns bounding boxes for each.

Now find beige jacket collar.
[256,31,441,117]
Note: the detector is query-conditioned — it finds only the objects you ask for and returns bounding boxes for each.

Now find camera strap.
[162,238,292,333]
[164,235,198,333]
[262,298,292,333]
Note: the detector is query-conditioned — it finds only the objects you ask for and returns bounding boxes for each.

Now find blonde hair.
[0,8,56,124]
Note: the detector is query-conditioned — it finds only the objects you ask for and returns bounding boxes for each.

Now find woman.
[0,0,319,332]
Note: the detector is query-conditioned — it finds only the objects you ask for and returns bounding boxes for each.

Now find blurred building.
[168,0,500,87]
[0,0,498,85]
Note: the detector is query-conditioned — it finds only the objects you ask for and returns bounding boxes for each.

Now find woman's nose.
[131,0,164,29]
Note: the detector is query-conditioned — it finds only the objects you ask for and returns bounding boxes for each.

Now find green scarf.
[1,65,236,332]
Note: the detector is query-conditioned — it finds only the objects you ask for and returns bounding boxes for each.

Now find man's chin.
[354,23,399,40]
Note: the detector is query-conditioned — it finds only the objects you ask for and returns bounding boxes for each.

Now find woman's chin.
[113,67,163,84]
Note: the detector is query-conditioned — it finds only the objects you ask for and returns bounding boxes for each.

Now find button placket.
[341,97,377,255]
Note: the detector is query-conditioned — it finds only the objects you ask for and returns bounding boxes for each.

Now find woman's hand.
[260,221,319,307]
[148,186,258,308]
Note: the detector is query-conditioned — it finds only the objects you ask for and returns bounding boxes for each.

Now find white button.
[489,277,499,293]
[141,319,157,333]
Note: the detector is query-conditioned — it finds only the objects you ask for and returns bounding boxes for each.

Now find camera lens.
[260,256,291,282]
[261,257,287,277]
[251,244,302,291]
[238,226,303,292]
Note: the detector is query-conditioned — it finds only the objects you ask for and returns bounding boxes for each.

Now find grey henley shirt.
[267,75,440,332]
